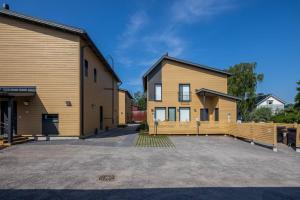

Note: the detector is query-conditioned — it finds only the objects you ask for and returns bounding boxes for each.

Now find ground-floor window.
[168,107,176,121]
[200,108,209,121]
[155,107,166,122]
[42,114,59,135]
[179,107,190,122]
[215,108,219,121]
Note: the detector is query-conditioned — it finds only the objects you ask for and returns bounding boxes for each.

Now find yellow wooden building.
[0,7,121,142]
[118,89,133,124]
[143,55,240,134]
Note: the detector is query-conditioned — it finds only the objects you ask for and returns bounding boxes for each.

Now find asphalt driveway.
[0,125,300,200]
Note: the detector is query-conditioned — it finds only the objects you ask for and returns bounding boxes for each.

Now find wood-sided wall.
[0,15,81,136]
[118,90,126,124]
[81,40,119,135]
[118,90,133,124]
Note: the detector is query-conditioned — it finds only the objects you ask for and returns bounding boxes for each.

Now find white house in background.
[255,94,286,114]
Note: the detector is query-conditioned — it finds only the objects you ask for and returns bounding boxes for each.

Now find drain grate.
[99,175,115,182]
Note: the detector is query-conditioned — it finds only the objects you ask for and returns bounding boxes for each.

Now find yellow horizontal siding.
[147,59,237,134]
[0,16,80,136]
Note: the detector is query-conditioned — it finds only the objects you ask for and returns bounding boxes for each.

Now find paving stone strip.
[135,133,175,148]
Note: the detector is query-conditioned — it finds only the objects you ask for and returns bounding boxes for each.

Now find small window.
[179,84,190,102]
[179,107,190,122]
[267,100,273,105]
[214,108,219,121]
[168,107,176,121]
[84,60,89,77]
[154,83,162,101]
[155,107,166,121]
[200,108,209,121]
[93,68,97,82]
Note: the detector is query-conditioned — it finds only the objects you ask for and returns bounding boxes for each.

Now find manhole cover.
[99,175,115,182]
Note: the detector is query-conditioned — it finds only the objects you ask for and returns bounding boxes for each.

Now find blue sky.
[2,0,300,103]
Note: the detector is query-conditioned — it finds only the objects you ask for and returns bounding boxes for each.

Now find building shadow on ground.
[0,187,299,200]
[89,125,139,139]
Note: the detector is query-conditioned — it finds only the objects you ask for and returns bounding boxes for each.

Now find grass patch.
[135,133,175,148]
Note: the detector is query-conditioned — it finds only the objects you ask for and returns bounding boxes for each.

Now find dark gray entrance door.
[42,114,59,135]
[0,101,17,136]
[0,101,8,136]
[100,106,103,130]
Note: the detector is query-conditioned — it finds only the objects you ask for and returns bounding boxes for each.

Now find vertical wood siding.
[0,16,80,136]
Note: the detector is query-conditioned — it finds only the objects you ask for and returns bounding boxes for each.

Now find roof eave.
[142,55,232,83]
[196,88,241,101]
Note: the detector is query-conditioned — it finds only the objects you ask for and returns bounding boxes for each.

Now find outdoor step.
[11,138,33,145]
[0,136,33,145]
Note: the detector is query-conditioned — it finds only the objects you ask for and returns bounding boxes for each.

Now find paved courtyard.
[0,125,300,199]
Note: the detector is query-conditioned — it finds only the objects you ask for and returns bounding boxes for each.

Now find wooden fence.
[149,121,229,135]
[150,121,300,152]
[228,123,277,151]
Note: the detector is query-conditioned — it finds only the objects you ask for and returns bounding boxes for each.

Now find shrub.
[136,122,149,132]
[249,107,272,122]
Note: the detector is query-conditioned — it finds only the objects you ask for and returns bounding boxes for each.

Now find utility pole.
[107,55,115,126]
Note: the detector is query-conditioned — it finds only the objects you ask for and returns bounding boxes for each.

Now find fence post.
[296,124,300,153]
[273,123,278,152]
[250,122,255,145]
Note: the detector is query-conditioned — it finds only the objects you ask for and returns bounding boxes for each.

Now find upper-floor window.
[84,60,89,77]
[267,100,273,105]
[179,84,190,102]
[154,83,162,101]
[93,68,97,83]
[200,108,209,121]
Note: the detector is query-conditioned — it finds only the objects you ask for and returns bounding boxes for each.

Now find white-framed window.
[154,83,162,101]
[179,107,190,122]
[179,84,190,102]
[155,107,166,121]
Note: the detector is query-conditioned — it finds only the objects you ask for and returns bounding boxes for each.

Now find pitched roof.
[142,54,231,90]
[255,94,286,105]
[119,88,133,99]
[196,88,240,101]
[0,8,121,82]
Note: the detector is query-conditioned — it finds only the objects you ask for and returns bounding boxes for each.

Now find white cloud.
[115,0,238,90]
[128,78,142,86]
[172,0,236,23]
[143,29,185,57]
[118,11,148,49]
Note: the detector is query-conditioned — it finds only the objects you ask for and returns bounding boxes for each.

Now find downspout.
[80,44,88,138]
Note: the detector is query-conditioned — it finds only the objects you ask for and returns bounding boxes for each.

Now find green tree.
[294,80,300,110]
[227,62,264,121]
[272,108,300,123]
[133,91,146,110]
[249,107,272,122]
